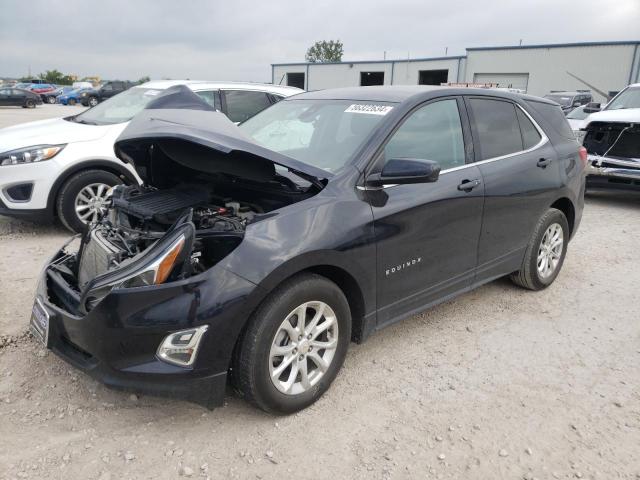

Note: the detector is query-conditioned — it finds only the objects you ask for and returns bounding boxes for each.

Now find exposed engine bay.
[45,174,318,316]
[75,184,260,288]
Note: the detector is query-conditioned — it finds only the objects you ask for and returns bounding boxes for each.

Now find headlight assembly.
[80,221,195,313]
[0,145,65,166]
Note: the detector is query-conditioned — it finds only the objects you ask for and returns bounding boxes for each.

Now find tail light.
[578,146,588,168]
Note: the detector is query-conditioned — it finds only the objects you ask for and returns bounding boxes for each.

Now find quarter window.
[196,90,221,110]
[516,108,542,149]
[383,99,465,171]
[223,90,272,123]
[468,98,523,160]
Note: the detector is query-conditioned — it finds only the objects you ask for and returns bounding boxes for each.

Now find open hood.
[114,85,331,188]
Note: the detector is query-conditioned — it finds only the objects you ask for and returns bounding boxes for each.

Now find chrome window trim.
[357,101,549,190]
[440,103,548,176]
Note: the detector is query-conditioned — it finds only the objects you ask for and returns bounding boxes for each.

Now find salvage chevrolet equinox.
[31,85,586,413]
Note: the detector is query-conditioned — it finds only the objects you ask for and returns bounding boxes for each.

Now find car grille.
[583,122,640,159]
[78,229,122,287]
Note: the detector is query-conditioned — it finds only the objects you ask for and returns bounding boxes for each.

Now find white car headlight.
[0,145,65,166]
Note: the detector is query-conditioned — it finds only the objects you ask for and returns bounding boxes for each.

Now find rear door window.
[223,90,272,123]
[468,98,523,160]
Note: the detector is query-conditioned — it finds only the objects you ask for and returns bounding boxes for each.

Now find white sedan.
[0,80,301,232]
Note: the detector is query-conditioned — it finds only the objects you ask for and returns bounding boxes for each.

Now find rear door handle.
[537,157,552,168]
[457,179,481,192]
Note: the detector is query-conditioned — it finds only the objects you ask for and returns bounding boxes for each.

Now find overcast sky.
[1,0,638,82]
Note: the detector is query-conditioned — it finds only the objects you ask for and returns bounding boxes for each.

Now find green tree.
[138,75,151,84]
[305,40,344,63]
[38,69,68,84]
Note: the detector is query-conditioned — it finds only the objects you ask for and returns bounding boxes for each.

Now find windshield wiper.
[288,168,324,190]
[74,118,98,125]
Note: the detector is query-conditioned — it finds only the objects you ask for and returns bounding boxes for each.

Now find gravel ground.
[0,106,639,480]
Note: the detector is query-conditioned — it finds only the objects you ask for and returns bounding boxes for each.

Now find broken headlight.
[81,222,194,312]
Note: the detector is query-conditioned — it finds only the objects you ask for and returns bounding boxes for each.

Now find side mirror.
[583,102,601,114]
[366,158,441,188]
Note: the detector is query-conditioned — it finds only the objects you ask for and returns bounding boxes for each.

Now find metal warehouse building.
[272,41,640,102]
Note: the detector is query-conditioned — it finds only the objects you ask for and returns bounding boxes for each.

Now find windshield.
[240,99,392,172]
[544,94,573,106]
[71,87,163,125]
[566,106,590,120]
[605,86,640,110]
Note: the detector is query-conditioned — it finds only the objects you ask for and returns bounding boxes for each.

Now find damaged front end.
[50,184,254,316]
[583,121,640,189]
[32,85,328,406]
[46,85,328,316]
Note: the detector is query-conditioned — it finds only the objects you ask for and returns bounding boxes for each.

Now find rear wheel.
[25,99,36,108]
[510,208,569,290]
[233,273,351,414]
[47,96,56,104]
[56,169,122,233]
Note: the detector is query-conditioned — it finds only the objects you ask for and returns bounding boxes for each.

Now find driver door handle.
[457,179,481,192]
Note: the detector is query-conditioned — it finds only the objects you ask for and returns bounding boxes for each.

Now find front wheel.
[47,96,56,104]
[25,99,36,108]
[88,96,99,107]
[233,273,351,414]
[56,169,122,233]
[510,208,569,290]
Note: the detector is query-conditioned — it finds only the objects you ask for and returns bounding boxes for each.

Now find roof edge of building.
[271,55,466,67]
[466,40,640,52]
[272,41,640,67]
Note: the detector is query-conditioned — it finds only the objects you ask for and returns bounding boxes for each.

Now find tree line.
[19,70,150,85]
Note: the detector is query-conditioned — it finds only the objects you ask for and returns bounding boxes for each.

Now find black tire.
[47,96,56,104]
[25,99,36,108]
[233,273,351,414]
[88,96,99,107]
[56,169,122,233]
[67,98,76,106]
[510,208,569,291]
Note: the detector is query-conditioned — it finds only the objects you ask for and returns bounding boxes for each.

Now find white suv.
[0,80,302,232]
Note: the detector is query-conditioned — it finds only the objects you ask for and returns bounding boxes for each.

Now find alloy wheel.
[74,183,111,224]
[537,223,563,279]
[269,301,339,395]
[89,97,98,107]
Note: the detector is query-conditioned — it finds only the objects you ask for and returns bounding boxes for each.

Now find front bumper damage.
[31,245,259,408]
[586,154,640,190]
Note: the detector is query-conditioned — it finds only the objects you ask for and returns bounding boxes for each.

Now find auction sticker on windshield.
[345,104,393,115]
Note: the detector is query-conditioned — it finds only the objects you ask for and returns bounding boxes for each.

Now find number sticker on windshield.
[344,104,393,115]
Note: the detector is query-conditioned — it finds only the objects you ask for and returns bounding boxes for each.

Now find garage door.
[473,73,529,92]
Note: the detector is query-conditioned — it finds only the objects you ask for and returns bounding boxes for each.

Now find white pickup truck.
[581,83,640,190]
